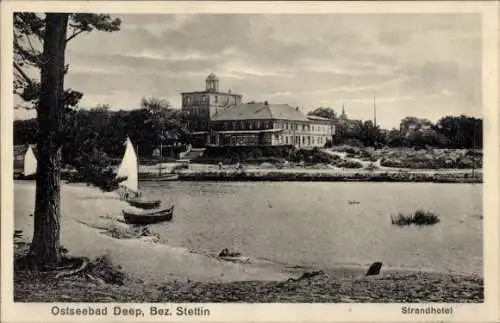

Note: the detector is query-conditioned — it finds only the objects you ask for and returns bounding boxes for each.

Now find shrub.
[365,163,379,171]
[391,209,440,226]
[336,160,363,169]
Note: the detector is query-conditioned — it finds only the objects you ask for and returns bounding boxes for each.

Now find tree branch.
[14,62,33,86]
[66,29,86,43]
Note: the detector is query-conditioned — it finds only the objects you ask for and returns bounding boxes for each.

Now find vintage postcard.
[1,1,499,322]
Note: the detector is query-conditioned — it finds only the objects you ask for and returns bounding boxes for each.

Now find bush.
[335,160,363,169]
[391,209,440,226]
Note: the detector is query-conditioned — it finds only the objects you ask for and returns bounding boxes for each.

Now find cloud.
[13,13,480,128]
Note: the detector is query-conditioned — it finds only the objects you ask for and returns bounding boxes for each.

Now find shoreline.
[173,169,482,183]
[13,181,484,302]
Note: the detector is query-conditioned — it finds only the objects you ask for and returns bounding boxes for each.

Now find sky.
[14,13,482,129]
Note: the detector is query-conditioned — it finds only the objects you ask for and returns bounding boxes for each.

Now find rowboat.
[125,198,161,210]
[122,205,174,225]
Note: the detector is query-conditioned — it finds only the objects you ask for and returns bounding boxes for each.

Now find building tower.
[206,73,219,92]
[340,102,347,119]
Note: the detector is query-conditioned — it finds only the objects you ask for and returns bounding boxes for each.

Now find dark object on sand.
[122,205,174,225]
[365,261,383,276]
[218,248,250,263]
[125,198,161,210]
[287,270,325,282]
[218,248,241,257]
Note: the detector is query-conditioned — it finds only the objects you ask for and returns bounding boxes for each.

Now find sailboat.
[21,145,37,180]
[116,137,161,210]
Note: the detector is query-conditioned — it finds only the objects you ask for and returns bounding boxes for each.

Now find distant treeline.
[308,108,483,149]
[14,106,190,167]
[15,108,482,162]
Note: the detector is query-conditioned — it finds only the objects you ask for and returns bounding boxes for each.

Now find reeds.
[391,209,440,226]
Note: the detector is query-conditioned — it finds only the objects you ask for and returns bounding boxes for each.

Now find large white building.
[181,74,335,147]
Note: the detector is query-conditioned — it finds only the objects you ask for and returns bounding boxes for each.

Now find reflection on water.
[141,181,482,275]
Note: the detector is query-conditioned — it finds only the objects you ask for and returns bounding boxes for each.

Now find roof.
[181,91,242,96]
[212,103,310,122]
[307,115,335,122]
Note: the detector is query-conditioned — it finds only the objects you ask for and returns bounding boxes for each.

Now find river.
[139,181,482,276]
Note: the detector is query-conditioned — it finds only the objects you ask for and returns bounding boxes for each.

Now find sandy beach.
[13,181,484,302]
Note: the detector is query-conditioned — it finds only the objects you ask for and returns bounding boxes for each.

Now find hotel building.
[181,74,335,147]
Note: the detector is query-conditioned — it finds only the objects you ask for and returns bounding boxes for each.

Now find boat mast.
[159,130,163,177]
[472,121,476,178]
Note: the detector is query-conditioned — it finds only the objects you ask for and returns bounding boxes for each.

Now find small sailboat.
[20,145,37,180]
[116,137,163,210]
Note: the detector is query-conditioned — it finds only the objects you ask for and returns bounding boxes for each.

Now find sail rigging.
[116,137,139,193]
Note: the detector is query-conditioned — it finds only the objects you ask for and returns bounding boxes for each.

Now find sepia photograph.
[1,1,499,322]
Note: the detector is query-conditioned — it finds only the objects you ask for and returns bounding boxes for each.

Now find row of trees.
[15,99,190,163]
[308,108,483,149]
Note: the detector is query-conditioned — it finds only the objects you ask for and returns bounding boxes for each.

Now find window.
[241,121,246,130]
[224,122,228,130]
[249,122,254,130]
[285,136,289,144]
[232,121,237,130]
[215,96,218,103]
[201,95,208,103]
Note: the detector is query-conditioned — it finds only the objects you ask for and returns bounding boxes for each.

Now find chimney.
[295,106,299,111]
[264,101,268,106]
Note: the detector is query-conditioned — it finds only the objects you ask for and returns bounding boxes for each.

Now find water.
[140,181,483,275]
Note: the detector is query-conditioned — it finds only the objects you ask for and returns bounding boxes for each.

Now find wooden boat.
[125,198,161,210]
[139,173,179,181]
[116,137,164,209]
[122,205,174,225]
[147,174,179,181]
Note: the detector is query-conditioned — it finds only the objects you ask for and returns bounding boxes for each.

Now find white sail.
[23,145,37,176]
[116,137,139,193]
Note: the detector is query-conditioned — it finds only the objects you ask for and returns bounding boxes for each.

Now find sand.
[14,181,289,283]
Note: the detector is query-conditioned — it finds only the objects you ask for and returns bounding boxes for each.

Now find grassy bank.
[176,170,482,183]
[330,146,483,169]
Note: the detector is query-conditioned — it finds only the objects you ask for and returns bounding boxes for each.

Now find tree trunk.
[30,14,68,268]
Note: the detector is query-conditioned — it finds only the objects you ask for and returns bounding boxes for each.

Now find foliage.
[13,13,121,111]
[307,107,337,120]
[200,145,295,164]
[391,210,440,226]
[334,114,482,149]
